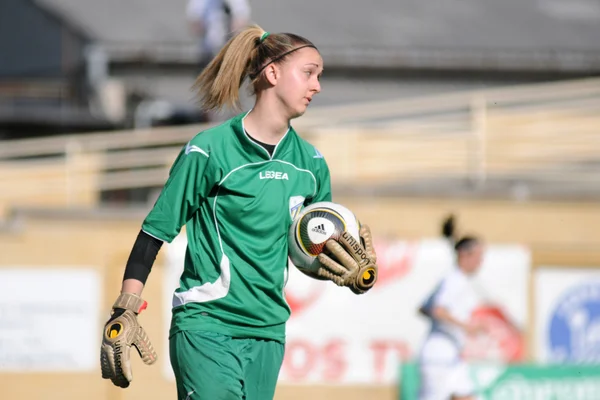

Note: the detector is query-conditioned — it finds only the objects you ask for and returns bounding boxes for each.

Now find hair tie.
[260,32,270,43]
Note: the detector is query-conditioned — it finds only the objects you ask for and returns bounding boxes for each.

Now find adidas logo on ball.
[311,224,327,235]
[288,202,361,272]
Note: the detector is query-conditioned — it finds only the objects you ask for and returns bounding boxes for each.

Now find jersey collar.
[231,111,294,161]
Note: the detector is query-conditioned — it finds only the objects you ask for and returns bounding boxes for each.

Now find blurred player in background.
[186,0,252,72]
[417,216,486,400]
[100,24,379,400]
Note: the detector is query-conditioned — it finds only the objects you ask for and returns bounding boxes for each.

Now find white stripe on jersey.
[186,143,209,157]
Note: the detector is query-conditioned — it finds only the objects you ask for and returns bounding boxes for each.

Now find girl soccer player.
[417,223,486,400]
[100,25,378,400]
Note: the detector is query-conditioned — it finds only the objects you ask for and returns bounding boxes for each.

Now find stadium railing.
[0,77,599,212]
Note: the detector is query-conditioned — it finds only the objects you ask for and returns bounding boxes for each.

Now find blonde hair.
[193,25,317,112]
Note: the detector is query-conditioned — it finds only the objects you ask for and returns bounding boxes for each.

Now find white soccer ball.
[287,201,361,279]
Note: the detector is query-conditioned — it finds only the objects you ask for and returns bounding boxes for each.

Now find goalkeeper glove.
[317,224,378,294]
[100,293,157,388]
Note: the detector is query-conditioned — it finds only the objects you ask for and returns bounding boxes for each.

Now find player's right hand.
[317,224,378,294]
[100,293,157,388]
[465,320,486,336]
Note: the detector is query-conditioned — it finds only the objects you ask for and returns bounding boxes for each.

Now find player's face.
[459,242,485,275]
[275,47,323,119]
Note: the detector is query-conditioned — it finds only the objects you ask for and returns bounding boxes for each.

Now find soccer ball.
[288,201,361,278]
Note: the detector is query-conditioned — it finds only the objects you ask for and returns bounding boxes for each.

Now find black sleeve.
[123,230,163,284]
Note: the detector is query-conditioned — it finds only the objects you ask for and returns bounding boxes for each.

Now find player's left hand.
[317,224,378,294]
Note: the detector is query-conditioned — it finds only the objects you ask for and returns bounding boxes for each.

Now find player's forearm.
[188,20,203,36]
[121,278,144,296]
[432,306,469,331]
[119,230,163,296]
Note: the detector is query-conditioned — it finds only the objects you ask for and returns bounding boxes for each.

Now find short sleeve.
[308,149,332,204]
[142,143,213,243]
[435,273,465,309]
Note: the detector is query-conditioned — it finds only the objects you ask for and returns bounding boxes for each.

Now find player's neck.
[244,102,290,145]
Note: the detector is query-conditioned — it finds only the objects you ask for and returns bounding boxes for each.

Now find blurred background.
[1,0,600,399]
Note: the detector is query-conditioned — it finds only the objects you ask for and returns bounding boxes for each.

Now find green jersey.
[142,112,332,342]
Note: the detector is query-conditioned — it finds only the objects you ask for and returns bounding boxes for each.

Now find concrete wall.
[1,197,600,399]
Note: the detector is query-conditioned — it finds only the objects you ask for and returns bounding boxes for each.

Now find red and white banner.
[279,238,529,384]
[164,236,530,384]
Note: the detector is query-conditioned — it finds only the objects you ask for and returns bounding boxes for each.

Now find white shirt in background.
[429,267,479,349]
[186,0,251,57]
[418,267,481,400]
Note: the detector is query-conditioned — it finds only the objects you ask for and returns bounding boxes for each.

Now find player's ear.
[264,64,279,86]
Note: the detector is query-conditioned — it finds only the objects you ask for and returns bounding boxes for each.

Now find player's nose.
[311,78,321,94]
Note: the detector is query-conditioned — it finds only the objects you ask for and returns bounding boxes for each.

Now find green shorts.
[169,330,285,400]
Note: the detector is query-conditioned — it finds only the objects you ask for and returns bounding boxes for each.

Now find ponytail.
[440,214,480,253]
[441,214,457,244]
[193,26,261,112]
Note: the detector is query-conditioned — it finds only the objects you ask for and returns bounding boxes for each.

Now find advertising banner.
[535,267,600,364]
[0,268,101,372]
[400,363,600,400]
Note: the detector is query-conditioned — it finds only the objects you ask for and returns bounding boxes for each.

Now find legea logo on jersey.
[548,282,600,363]
[259,171,289,180]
